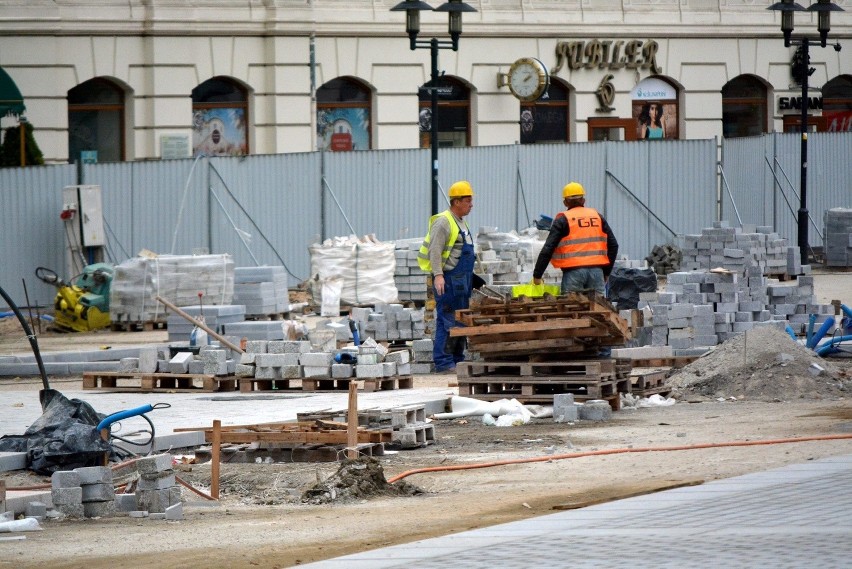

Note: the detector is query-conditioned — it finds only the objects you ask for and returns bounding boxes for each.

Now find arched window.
[68,78,125,163]
[823,75,852,132]
[722,75,768,138]
[630,77,679,140]
[192,77,248,157]
[316,77,372,151]
[418,76,470,148]
[520,80,570,144]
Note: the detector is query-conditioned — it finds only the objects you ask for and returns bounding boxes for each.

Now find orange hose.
[386,433,852,483]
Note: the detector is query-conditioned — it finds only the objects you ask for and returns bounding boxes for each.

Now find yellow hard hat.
[562,182,585,198]
[448,180,474,198]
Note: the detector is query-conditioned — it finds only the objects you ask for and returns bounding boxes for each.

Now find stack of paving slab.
[393,238,429,303]
[167,304,246,342]
[677,221,803,277]
[475,226,561,286]
[362,404,436,449]
[233,265,290,317]
[0,346,151,377]
[824,208,852,267]
[109,253,235,325]
[633,268,834,355]
[345,303,426,343]
[410,338,435,374]
[51,466,116,518]
[235,336,412,382]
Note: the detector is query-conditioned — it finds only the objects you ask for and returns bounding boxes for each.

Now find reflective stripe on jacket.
[417,210,461,273]
[551,207,609,269]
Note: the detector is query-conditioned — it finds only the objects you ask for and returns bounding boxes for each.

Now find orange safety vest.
[551,207,610,270]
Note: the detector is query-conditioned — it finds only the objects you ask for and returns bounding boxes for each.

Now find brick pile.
[824,208,852,267]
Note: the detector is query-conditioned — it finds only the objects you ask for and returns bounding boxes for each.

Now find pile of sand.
[667,326,852,402]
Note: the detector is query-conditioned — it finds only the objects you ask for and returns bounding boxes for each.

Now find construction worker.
[418,180,475,373]
[532,181,618,296]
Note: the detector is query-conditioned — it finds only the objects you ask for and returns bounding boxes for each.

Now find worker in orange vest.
[532,181,618,295]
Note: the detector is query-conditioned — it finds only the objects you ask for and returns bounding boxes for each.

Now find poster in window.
[317,107,370,151]
[193,108,247,157]
[632,101,676,140]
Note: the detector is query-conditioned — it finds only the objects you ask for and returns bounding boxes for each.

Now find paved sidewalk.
[301,454,852,568]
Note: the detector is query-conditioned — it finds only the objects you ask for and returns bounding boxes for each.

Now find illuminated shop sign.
[553,40,662,74]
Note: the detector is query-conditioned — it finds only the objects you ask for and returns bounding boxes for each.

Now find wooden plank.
[450,317,593,337]
[211,430,389,444]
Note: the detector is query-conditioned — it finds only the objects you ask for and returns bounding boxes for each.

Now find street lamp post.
[768,0,843,266]
[391,0,476,215]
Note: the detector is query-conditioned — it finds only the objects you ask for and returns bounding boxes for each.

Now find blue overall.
[433,236,475,371]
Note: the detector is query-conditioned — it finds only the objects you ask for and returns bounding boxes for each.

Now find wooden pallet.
[194,442,385,463]
[244,312,288,321]
[457,359,617,379]
[82,371,236,392]
[238,378,302,392]
[627,356,698,369]
[629,367,671,396]
[300,375,414,392]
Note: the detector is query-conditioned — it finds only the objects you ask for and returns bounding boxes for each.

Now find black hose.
[0,283,50,390]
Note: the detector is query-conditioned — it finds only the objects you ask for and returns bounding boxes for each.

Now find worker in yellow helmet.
[417,180,475,373]
[533,181,618,295]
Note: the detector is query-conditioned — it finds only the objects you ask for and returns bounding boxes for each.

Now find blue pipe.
[815,334,852,357]
[97,404,155,432]
[807,316,836,350]
[807,313,817,346]
[785,325,798,341]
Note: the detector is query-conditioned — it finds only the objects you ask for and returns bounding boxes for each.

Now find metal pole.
[798,39,809,266]
[430,38,440,216]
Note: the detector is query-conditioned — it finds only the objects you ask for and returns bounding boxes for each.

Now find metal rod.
[798,39,809,266]
[716,162,743,226]
[430,37,440,216]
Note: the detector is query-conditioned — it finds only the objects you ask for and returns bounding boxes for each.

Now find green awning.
[0,67,25,118]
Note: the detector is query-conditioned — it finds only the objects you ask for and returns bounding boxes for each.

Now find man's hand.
[434,274,446,295]
[533,278,543,285]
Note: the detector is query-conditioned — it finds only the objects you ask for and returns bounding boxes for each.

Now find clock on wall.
[506,57,550,102]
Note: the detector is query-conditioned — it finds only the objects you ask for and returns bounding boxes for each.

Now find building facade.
[0,0,850,164]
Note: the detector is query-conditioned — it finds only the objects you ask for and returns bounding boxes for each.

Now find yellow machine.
[36,264,114,332]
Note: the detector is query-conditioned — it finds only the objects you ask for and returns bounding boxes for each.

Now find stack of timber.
[178,420,389,463]
[450,291,633,409]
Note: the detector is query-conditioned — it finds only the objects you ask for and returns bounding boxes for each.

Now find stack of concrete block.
[410,338,435,374]
[110,253,235,323]
[238,340,310,380]
[167,304,246,342]
[315,304,426,344]
[362,404,435,448]
[50,470,84,518]
[393,238,429,303]
[77,466,117,518]
[636,267,833,354]
[678,221,803,277]
[166,345,236,376]
[221,320,287,341]
[475,226,560,286]
[824,208,852,267]
[233,265,290,317]
[135,454,182,519]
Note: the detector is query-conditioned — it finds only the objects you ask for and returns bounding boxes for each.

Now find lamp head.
[391,0,434,49]
[434,0,477,50]
[767,0,806,47]
[807,0,844,48]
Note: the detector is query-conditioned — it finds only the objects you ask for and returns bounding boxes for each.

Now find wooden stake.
[347,381,358,459]
[211,419,221,500]
[154,295,244,353]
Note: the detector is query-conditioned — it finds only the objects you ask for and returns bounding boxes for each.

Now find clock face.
[508,58,548,102]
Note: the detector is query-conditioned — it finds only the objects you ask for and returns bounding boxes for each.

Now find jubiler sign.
[553,40,662,74]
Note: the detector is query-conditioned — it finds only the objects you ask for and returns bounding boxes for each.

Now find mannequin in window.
[639,102,667,140]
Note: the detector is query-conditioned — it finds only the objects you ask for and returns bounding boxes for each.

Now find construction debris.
[300,457,423,504]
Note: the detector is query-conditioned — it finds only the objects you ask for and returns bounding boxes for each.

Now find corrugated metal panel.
[721,132,852,250]
[0,164,77,308]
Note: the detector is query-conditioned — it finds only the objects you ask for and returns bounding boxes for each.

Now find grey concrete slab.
[299,454,852,569]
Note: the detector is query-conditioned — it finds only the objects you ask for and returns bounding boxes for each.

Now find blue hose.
[815,335,852,357]
[785,325,798,341]
[97,404,155,431]
[806,316,836,350]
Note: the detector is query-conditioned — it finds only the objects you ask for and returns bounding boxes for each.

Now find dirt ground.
[1,272,852,568]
